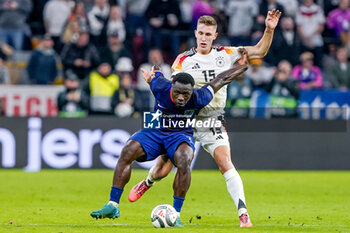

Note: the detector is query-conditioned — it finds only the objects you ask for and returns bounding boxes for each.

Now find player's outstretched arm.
[141,68,154,84]
[141,65,161,84]
[245,9,282,59]
[209,48,248,93]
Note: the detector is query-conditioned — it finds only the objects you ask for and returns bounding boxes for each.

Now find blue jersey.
[129,71,214,165]
[150,71,214,133]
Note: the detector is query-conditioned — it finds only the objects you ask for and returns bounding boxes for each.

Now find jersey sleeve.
[171,53,187,72]
[192,85,214,109]
[150,71,172,99]
[221,46,242,64]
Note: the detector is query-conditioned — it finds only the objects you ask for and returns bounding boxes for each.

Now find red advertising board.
[0,85,64,116]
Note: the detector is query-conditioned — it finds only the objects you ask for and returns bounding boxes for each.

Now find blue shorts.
[129,129,195,165]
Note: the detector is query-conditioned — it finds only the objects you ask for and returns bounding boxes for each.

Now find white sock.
[108,201,119,208]
[145,166,161,187]
[223,168,247,216]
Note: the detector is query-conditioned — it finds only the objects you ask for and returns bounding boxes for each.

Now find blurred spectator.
[61,31,100,80]
[0,55,9,84]
[57,70,89,117]
[192,0,213,29]
[0,97,4,115]
[0,0,32,50]
[267,16,302,66]
[254,0,284,36]
[245,58,274,89]
[327,46,350,89]
[180,0,194,30]
[178,0,195,47]
[28,0,49,35]
[62,1,89,44]
[112,57,135,117]
[137,48,171,90]
[107,5,125,43]
[115,57,133,74]
[256,0,284,22]
[276,0,298,17]
[84,61,119,114]
[291,52,323,90]
[295,0,325,68]
[0,95,4,116]
[88,0,109,45]
[266,60,299,117]
[27,34,58,85]
[323,0,340,16]
[226,78,253,118]
[145,0,181,60]
[124,0,151,55]
[225,0,258,46]
[44,0,74,52]
[323,44,338,72]
[135,49,171,112]
[125,0,151,35]
[98,30,131,71]
[210,2,229,46]
[327,0,350,42]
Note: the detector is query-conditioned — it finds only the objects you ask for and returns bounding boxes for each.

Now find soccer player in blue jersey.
[90,49,248,226]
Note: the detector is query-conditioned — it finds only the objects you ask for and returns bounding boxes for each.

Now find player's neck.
[195,46,212,55]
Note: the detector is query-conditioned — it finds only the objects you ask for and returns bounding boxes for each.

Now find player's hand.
[141,68,155,84]
[265,9,282,30]
[74,59,84,66]
[236,48,248,66]
[10,1,18,9]
[150,17,163,28]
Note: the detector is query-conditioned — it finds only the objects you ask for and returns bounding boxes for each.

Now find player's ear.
[214,32,218,40]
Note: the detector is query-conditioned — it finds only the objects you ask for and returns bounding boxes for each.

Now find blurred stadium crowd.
[0,0,349,118]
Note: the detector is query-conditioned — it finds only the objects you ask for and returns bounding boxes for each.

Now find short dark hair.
[172,72,195,87]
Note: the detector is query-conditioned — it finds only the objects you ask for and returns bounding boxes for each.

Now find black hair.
[172,72,195,87]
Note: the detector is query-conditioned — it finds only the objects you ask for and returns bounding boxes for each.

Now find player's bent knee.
[175,153,193,171]
[213,145,234,173]
[174,143,194,168]
[120,140,145,162]
[153,161,173,179]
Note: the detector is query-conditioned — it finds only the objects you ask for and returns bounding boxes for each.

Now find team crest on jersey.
[216,56,225,67]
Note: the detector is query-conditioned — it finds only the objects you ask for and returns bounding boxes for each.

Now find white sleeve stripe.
[206,85,214,96]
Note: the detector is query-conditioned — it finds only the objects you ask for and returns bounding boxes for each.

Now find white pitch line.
[256,224,350,228]
[1,223,138,227]
[1,223,349,228]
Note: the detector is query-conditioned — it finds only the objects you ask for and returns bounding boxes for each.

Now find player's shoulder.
[150,72,171,90]
[212,46,238,55]
[172,48,196,71]
[175,48,196,60]
[182,47,196,57]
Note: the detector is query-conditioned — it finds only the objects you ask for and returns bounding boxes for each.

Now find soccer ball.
[151,204,178,228]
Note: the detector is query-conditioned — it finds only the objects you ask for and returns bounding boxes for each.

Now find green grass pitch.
[0,169,349,233]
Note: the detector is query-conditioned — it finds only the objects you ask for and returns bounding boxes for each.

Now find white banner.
[0,85,64,117]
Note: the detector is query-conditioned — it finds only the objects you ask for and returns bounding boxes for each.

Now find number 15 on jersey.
[202,70,216,82]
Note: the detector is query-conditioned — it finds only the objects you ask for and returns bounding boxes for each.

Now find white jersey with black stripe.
[172,46,242,117]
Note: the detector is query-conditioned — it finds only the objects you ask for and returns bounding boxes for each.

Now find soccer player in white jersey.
[128,10,281,227]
